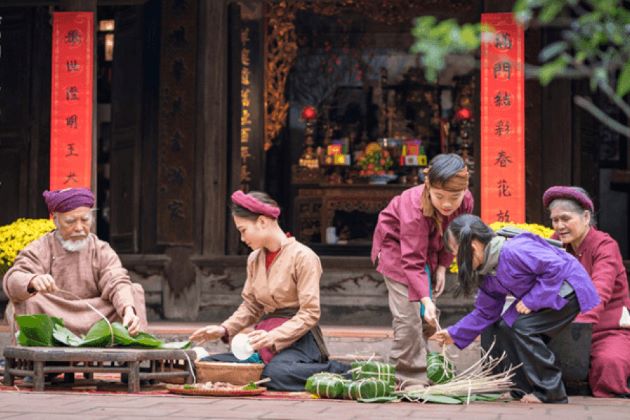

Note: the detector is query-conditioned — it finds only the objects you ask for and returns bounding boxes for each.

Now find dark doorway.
[96,1,160,253]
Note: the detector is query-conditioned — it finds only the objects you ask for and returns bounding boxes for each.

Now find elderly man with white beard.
[2,188,147,336]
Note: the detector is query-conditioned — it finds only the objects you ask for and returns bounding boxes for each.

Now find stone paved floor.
[0,391,627,419]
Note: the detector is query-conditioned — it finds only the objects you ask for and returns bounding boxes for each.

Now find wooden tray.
[166,384,266,397]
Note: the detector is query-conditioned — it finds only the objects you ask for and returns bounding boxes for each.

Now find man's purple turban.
[43,188,95,213]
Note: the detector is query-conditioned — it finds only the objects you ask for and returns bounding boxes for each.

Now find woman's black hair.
[427,153,466,186]
[230,191,279,221]
[444,214,496,297]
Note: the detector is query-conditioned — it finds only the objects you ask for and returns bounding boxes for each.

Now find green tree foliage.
[411,0,630,138]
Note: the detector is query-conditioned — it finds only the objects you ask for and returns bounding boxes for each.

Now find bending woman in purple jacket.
[431,214,599,404]
[371,154,473,385]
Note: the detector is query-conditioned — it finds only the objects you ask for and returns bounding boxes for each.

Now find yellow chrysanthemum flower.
[0,218,55,275]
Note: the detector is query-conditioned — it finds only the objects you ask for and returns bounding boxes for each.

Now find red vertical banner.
[50,12,93,191]
[480,13,525,223]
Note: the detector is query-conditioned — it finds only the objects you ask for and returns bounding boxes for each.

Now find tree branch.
[524,64,588,80]
[596,80,630,120]
[574,95,630,139]
[573,60,630,119]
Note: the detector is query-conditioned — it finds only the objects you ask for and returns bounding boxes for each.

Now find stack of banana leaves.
[15,314,190,349]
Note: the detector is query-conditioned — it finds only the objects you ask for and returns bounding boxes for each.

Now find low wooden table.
[3,346,196,393]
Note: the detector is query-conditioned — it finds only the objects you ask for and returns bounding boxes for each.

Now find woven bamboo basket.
[194,361,264,385]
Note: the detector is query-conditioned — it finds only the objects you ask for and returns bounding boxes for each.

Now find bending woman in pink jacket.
[371,154,473,385]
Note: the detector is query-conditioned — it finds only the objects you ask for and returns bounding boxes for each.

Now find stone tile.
[168,407,272,418]
[79,405,184,417]
[0,403,91,415]
[115,418,208,420]
[0,390,628,419]
[0,415,109,420]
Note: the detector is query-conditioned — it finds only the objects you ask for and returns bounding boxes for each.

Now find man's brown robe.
[3,231,147,335]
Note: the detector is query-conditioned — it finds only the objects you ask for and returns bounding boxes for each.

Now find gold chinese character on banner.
[241,68,250,86]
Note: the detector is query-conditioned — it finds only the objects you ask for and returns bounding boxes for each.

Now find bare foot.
[499,391,513,400]
[519,393,543,404]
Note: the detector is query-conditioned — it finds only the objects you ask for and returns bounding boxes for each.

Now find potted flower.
[356,142,396,184]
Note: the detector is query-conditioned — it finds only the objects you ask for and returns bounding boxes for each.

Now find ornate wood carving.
[292,185,405,243]
[264,0,298,151]
[156,0,198,246]
[263,0,478,149]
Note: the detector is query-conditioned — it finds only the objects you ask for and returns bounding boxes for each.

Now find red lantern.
[456,107,472,120]
[301,106,317,121]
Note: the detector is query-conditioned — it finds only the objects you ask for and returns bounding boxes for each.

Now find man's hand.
[189,325,226,343]
[122,306,141,336]
[434,265,447,298]
[421,297,438,327]
[430,330,454,346]
[247,330,274,351]
[28,274,57,294]
[516,300,531,314]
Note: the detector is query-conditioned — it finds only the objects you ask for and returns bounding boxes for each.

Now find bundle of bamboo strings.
[399,317,519,403]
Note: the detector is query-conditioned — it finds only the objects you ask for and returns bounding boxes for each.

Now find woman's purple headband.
[543,186,594,212]
[231,190,281,219]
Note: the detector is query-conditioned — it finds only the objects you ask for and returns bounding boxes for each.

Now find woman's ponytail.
[456,225,476,294]
[444,214,496,297]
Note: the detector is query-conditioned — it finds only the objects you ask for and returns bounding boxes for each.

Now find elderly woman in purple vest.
[544,186,630,398]
[431,214,599,404]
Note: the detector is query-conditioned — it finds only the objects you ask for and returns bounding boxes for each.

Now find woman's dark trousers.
[481,293,580,403]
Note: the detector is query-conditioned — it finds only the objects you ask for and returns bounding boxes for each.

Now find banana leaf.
[351,361,396,386]
[426,351,455,384]
[472,393,502,402]
[414,394,463,404]
[16,314,190,349]
[131,332,163,347]
[344,378,392,400]
[305,373,346,399]
[79,319,116,347]
[357,396,399,403]
[159,340,192,350]
[16,314,64,347]
[52,323,83,347]
[111,322,137,345]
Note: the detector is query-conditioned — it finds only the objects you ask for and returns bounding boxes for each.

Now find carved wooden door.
[0,7,50,224]
[108,6,145,253]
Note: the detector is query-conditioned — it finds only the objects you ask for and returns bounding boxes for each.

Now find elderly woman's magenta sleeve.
[576,237,622,324]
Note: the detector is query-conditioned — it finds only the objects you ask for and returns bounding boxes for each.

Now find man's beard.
[55,231,88,252]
